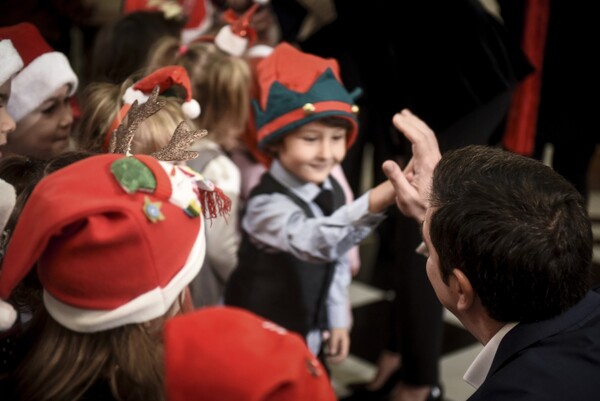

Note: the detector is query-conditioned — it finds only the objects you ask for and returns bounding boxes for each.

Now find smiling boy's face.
[271,121,347,185]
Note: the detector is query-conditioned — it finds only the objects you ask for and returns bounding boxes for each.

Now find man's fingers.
[382,160,412,195]
[393,109,441,162]
[382,160,426,221]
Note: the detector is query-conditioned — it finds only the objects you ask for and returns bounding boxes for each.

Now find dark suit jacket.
[469,289,600,400]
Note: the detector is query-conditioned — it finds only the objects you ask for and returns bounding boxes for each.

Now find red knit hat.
[0,39,23,86]
[0,153,207,332]
[214,0,268,56]
[104,66,201,151]
[164,306,337,401]
[254,42,360,151]
[0,23,78,122]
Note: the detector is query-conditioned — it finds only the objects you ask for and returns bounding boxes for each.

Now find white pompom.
[0,300,17,331]
[182,99,201,119]
[122,86,150,105]
[254,0,269,4]
[214,26,249,57]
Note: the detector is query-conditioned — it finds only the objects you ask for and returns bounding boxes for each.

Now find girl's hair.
[15,308,169,401]
[75,79,191,154]
[89,11,185,84]
[149,37,252,151]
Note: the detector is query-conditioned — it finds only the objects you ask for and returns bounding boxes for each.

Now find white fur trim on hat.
[246,44,274,58]
[182,99,201,119]
[123,85,150,106]
[0,300,17,331]
[0,40,23,86]
[8,51,77,123]
[44,220,206,333]
[214,25,249,57]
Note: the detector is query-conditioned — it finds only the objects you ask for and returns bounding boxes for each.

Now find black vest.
[224,172,345,338]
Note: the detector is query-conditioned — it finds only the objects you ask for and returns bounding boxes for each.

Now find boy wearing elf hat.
[0,22,78,160]
[224,43,397,365]
[0,38,23,156]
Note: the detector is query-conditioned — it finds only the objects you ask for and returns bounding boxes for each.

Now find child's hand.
[368,180,397,213]
[324,327,350,364]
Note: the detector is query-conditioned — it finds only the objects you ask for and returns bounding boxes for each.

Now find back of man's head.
[429,145,592,323]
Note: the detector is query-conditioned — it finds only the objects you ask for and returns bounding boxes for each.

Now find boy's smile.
[272,121,348,185]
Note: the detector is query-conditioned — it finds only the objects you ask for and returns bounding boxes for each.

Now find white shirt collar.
[270,159,333,203]
[463,322,518,389]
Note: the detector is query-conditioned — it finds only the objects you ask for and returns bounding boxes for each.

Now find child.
[0,23,78,160]
[149,36,253,307]
[164,306,337,401]
[89,9,186,84]
[0,109,225,400]
[224,43,396,364]
[76,65,200,155]
[176,42,251,307]
[0,38,23,156]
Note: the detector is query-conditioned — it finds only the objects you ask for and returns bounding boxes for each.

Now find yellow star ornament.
[143,196,165,223]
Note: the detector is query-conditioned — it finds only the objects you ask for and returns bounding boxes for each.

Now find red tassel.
[198,186,232,221]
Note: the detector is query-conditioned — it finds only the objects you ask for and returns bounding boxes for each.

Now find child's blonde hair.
[76,79,192,155]
[149,37,252,151]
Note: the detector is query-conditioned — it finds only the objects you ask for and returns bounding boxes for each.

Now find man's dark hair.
[429,145,592,322]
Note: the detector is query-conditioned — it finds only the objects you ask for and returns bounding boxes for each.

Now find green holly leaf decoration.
[110,157,157,194]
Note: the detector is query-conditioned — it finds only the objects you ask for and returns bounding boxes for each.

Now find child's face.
[1,84,73,159]
[0,80,16,156]
[273,121,347,185]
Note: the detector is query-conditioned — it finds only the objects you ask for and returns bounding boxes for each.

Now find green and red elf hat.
[254,42,361,151]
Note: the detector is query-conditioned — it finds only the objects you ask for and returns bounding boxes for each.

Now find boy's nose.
[0,109,16,136]
[59,103,74,128]
[318,139,333,159]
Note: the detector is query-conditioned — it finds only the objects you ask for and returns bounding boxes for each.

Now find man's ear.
[450,268,474,312]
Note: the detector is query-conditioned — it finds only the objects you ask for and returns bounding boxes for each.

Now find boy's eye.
[41,103,58,115]
[332,135,346,141]
[301,136,318,142]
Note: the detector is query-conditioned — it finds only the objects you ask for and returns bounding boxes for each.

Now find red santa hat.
[124,65,200,118]
[104,65,200,151]
[0,153,207,332]
[0,39,23,86]
[164,306,337,401]
[214,0,268,56]
[0,23,78,123]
